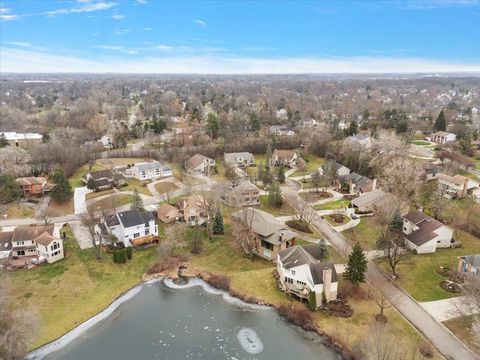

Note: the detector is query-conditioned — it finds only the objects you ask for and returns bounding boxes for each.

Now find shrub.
[207,274,231,291]
[419,342,434,358]
[308,291,317,310]
[126,246,133,260]
[286,220,312,233]
[277,303,316,331]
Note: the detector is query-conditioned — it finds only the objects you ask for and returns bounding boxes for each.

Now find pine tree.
[433,110,446,132]
[213,209,224,235]
[318,239,328,260]
[311,170,321,192]
[344,121,359,136]
[250,113,261,132]
[50,169,73,203]
[344,243,368,286]
[276,165,286,184]
[130,188,144,211]
[0,133,8,148]
[86,177,96,190]
[207,112,220,138]
[268,182,283,207]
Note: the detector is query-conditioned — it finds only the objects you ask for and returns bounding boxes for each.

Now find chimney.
[323,267,332,303]
[372,178,377,191]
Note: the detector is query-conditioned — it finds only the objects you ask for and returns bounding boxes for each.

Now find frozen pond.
[35,278,340,360]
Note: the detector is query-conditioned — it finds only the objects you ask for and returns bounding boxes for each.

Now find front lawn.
[289,154,325,177]
[92,194,134,209]
[443,315,480,355]
[313,198,348,211]
[119,178,153,196]
[85,189,115,200]
[3,202,35,219]
[343,216,380,250]
[6,226,157,350]
[154,182,178,194]
[258,195,296,216]
[378,231,480,302]
[410,140,431,146]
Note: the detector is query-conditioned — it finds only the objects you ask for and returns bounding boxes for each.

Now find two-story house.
[318,161,350,178]
[5,225,64,263]
[15,177,53,196]
[403,211,454,254]
[178,194,207,226]
[103,209,159,247]
[337,172,375,195]
[271,149,298,168]
[277,245,338,307]
[223,152,255,169]
[223,181,260,207]
[231,208,297,261]
[82,170,124,191]
[131,161,173,181]
[185,154,216,175]
[438,173,476,199]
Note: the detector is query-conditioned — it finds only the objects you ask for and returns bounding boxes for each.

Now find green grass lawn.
[313,198,348,211]
[324,214,351,226]
[92,194,134,209]
[4,202,35,219]
[343,216,380,250]
[410,140,431,146]
[258,195,296,216]
[6,226,157,350]
[378,231,480,302]
[119,178,153,196]
[289,154,325,177]
[85,189,115,200]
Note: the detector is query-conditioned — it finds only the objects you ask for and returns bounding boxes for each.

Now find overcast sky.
[1,0,480,73]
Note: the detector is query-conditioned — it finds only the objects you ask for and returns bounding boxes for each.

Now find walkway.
[420,296,479,322]
[74,186,92,215]
[282,186,479,360]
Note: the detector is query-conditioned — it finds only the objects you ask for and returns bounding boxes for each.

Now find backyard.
[258,195,296,216]
[343,216,380,250]
[5,226,157,350]
[289,154,325,177]
[154,181,178,195]
[313,198,349,211]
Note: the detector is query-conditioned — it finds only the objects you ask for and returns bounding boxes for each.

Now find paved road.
[282,186,479,360]
[420,296,476,322]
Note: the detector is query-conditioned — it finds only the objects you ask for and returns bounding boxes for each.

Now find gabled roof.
[85,170,115,180]
[351,190,387,208]
[460,254,480,270]
[116,209,154,228]
[273,149,297,159]
[231,207,287,238]
[186,154,213,169]
[134,161,162,171]
[232,181,259,194]
[224,152,255,164]
[11,225,54,242]
[309,263,338,285]
[0,231,13,252]
[404,211,446,246]
[34,231,60,247]
[15,177,47,186]
[157,203,179,217]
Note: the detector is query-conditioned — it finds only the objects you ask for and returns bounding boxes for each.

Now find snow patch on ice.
[237,327,264,354]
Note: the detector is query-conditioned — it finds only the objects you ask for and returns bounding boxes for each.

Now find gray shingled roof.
[134,161,162,172]
[404,211,445,246]
[116,209,154,228]
[462,254,480,269]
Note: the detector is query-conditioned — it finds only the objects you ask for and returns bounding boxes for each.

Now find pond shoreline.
[27,263,355,360]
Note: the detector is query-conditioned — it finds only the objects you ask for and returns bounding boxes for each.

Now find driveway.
[420,297,478,322]
[282,186,480,360]
[74,186,93,215]
[69,220,93,249]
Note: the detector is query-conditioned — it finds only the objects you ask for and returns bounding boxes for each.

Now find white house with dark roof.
[103,209,159,247]
[428,131,456,144]
[277,245,338,306]
[131,161,172,181]
[403,211,454,254]
[346,133,373,149]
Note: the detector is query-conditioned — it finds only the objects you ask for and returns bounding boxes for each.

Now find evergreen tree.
[257,162,265,184]
[213,209,224,235]
[318,239,329,261]
[0,133,8,148]
[250,113,261,132]
[265,144,272,167]
[268,182,283,207]
[344,243,368,286]
[86,177,96,190]
[207,112,220,138]
[0,174,22,203]
[311,170,321,192]
[308,291,317,310]
[191,229,203,254]
[131,188,144,211]
[344,121,359,136]
[50,169,73,203]
[433,110,446,132]
[276,165,286,184]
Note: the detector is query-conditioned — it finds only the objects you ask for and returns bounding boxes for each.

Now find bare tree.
[382,235,409,278]
[200,188,220,241]
[293,200,316,226]
[233,207,257,258]
[80,204,105,259]
[225,165,240,187]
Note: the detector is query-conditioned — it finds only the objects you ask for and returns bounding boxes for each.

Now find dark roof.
[404,211,445,246]
[94,178,113,187]
[309,263,338,285]
[461,254,480,269]
[105,214,120,227]
[86,170,115,180]
[34,232,60,247]
[0,231,13,251]
[117,209,154,228]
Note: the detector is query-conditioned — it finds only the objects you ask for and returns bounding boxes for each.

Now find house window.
[291,270,296,275]
[297,280,306,286]
[17,250,25,256]
[284,277,294,284]
[134,233,140,238]
[263,249,271,258]
[260,239,273,250]
[403,227,407,231]
[145,228,150,236]
[17,241,24,245]
[51,243,59,251]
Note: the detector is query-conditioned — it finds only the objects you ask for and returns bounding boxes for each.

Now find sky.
[1,0,480,74]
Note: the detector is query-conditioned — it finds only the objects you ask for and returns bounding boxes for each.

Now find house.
[351,190,408,215]
[100,135,113,149]
[231,207,297,261]
[223,152,255,168]
[223,181,260,207]
[131,161,173,181]
[318,161,350,177]
[5,225,64,264]
[300,118,317,128]
[178,194,207,226]
[0,231,13,260]
[276,108,288,120]
[438,173,472,199]
[156,203,180,224]
[346,133,373,149]
[186,154,216,175]
[0,132,43,148]
[15,177,53,196]
[103,209,159,247]
[403,211,454,254]
[458,254,480,275]
[277,245,338,306]
[272,149,298,168]
[82,170,124,191]
[422,162,439,181]
[428,131,456,144]
[337,172,376,195]
[268,126,295,136]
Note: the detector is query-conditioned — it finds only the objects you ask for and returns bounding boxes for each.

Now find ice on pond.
[237,327,264,354]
